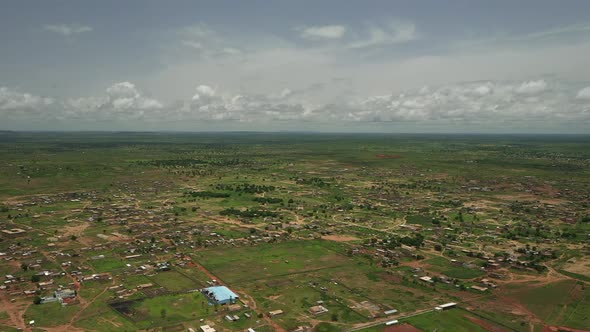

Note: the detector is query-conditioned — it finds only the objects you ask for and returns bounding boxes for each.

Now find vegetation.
[0,132,588,331]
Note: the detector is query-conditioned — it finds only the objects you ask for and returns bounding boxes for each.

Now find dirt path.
[67,278,114,326]
[193,260,287,332]
[322,234,360,242]
[0,295,29,331]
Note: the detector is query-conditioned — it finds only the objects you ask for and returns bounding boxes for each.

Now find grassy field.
[149,270,200,291]
[424,256,486,279]
[511,280,590,329]
[196,240,351,284]
[24,302,79,327]
[129,292,211,329]
[402,308,488,332]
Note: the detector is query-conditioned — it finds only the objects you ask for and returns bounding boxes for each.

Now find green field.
[196,240,351,284]
[149,270,200,291]
[512,280,590,329]
[403,308,488,332]
[127,292,212,329]
[425,256,486,279]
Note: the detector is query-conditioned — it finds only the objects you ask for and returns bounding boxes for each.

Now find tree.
[31,275,40,283]
[33,296,42,305]
[70,235,77,241]
[160,308,167,319]
[21,263,28,271]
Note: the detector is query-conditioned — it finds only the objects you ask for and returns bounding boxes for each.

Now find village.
[0,133,588,332]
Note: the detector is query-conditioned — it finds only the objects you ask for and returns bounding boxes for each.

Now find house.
[268,309,284,317]
[1,228,26,238]
[419,276,433,283]
[54,289,76,304]
[292,326,312,332]
[434,302,457,311]
[55,289,76,299]
[202,286,239,305]
[308,305,328,315]
[470,285,488,292]
[199,325,216,332]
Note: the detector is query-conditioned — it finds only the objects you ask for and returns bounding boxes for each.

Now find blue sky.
[1,0,590,132]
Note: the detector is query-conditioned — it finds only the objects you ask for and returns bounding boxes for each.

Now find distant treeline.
[138,158,248,167]
[219,208,278,218]
[186,191,230,198]
[214,183,276,194]
[253,197,283,204]
[292,177,330,187]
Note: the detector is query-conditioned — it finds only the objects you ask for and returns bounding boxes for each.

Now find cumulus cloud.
[62,82,163,121]
[105,82,163,110]
[43,24,93,36]
[348,20,417,48]
[162,79,589,129]
[298,25,346,40]
[3,79,589,132]
[342,80,587,127]
[179,24,243,59]
[576,86,590,100]
[515,80,548,94]
[0,87,53,112]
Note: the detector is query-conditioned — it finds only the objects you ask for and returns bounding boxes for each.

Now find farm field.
[0,132,588,331]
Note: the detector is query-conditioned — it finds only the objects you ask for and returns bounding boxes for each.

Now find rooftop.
[202,286,239,302]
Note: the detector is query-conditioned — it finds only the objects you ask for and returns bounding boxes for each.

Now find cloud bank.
[43,24,93,36]
[1,79,589,132]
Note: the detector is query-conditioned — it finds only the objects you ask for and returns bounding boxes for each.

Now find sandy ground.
[321,234,360,242]
[560,257,590,277]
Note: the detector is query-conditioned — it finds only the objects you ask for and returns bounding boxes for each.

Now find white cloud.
[191,85,218,104]
[515,80,548,94]
[61,82,163,121]
[3,78,589,132]
[184,25,215,38]
[576,86,590,100]
[178,24,245,60]
[106,82,140,99]
[344,80,586,126]
[0,87,53,111]
[44,24,93,36]
[348,20,417,48]
[298,25,346,40]
[103,82,162,111]
[161,79,588,129]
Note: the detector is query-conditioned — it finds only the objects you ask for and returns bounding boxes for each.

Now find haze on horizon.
[1,0,590,133]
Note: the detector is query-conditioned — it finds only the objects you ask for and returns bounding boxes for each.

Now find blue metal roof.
[203,286,239,302]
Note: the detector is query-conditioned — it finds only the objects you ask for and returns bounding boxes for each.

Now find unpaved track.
[193,260,287,332]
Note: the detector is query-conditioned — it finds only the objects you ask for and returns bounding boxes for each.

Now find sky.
[1,0,590,133]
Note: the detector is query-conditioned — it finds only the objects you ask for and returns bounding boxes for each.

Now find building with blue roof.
[202,286,239,305]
